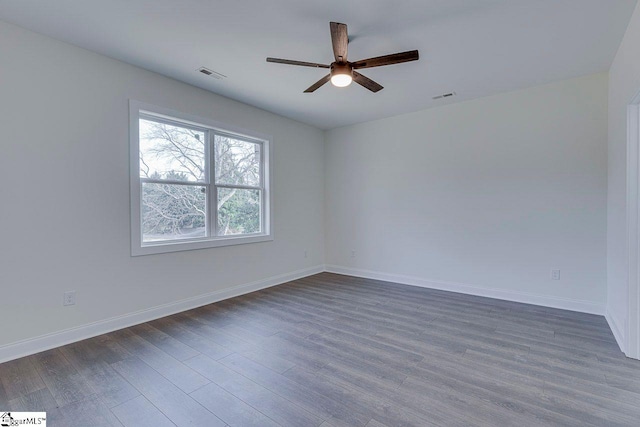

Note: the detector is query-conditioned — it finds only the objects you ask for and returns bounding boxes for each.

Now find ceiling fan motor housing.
[331,62,352,78]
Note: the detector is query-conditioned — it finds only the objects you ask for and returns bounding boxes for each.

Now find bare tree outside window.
[139,118,262,242]
[215,135,261,235]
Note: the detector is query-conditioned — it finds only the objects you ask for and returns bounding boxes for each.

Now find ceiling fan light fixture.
[330,63,352,87]
[331,73,352,87]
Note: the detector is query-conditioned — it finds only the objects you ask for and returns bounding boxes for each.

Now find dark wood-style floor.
[1,273,640,426]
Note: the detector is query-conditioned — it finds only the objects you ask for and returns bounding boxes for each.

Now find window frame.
[130,100,273,256]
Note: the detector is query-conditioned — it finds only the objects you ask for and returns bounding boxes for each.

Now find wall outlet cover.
[63,291,76,306]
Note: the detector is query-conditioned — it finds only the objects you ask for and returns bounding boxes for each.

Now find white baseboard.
[0,265,324,364]
[605,309,626,354]
[325,265,605,315]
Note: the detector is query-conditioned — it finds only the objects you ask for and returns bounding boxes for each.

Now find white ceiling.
[0,0,636,129]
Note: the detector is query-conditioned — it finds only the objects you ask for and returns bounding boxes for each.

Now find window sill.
[131,234,273,256]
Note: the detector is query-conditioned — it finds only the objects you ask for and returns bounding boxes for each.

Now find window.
[130,101,272,255]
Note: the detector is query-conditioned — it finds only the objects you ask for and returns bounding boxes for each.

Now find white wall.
[0,16,619,361]
[325,73,608,313]
[0,21,325,356]
[607,2,640,352]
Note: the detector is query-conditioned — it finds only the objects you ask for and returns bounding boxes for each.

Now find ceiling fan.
[266,22,419,93]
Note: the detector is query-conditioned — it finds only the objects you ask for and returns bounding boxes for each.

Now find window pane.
[217,188,261,235]
[215,136,261,186]
[142,183,206,242]
[139,118,206,182]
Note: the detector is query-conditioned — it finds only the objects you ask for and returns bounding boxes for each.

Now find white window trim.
[129,100,273,256]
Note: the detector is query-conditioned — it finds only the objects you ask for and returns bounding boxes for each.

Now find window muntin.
[130,101,271,255]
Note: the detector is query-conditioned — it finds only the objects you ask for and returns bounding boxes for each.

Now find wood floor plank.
[604,372,640,394]
[297,278,478,316]
[73,333,133,364]
[311,361,482,426]
[305,331,421,372]
[462,348,572,383]
[413,349,616,426]
[213,300,286,337]
[404,370,587,427]
[59,340,140,408]
[264,331,408,383]
[190,382,281,427]
[56,394,124,427]
[464,348,640,409]
[0,356,46,400]
[0,380,8,408]
[239,349,296,374]
[554,331,622,354]
[283,284,442,324]
[219,298,312,337]
[110,328,210,394]
[148,316,233,361]
[129,323,200,362]
[176,312,256,352]
[219,353,371,427]
[112,357,225,427]
[282,364,445,427]
[38,407,67,425]
[31,349,94,406]
[250,332,331,373]
[111,395,176,427]
[308,326,425,364]
[597,352,640,369]
[541,380,640,426]
[467,345,608,385]
[8,386,58,412]
[184,354,324,427]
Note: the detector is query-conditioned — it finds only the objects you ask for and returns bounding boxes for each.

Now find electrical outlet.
[63,291,76,306]
[351,250,356,258]
[551,270,561,281]
[304,250,308,259]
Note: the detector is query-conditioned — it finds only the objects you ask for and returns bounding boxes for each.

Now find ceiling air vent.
[433,92,456,100]
[198,67,226,79]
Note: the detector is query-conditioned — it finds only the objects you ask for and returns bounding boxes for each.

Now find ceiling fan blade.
[330,22,348,63]
[351,50,419,69]
[304,74,331,93]
[352,71,383,93]
[266,58,330,68]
